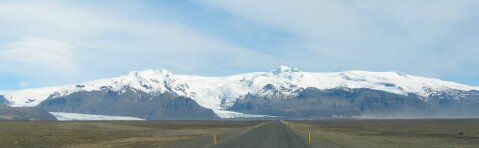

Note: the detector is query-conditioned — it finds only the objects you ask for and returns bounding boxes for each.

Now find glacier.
[2,66,479,118]
[50,112,145,121]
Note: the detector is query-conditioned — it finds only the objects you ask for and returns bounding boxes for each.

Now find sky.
[1,0,479,90]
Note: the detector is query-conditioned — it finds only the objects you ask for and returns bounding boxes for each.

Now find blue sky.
[1,0,479,90]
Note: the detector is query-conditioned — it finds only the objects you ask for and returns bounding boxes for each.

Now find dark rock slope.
[0,106,56,121]
[0,95,12,106]
[38,87,218,120]
[229,87,479,118]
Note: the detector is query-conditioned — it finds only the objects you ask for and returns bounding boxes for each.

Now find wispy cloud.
[0,0,478,89]
[0,1,281,88]
[17,81,31,88]
[1,37,76,72]
[200,0,479,82]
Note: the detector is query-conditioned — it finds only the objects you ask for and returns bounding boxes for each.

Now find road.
[213,121,310,148]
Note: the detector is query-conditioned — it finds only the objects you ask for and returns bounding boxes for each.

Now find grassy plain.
[1,119,478,148]
[0,120,264,148]
[289,119,479,148]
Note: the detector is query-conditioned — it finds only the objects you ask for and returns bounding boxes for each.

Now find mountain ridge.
[2,66,479,118]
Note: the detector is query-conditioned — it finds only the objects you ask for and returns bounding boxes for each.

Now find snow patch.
[213,109,272,118]
[2,66,479,117]
[50,112,145,121]
[0,86,67,107]
[271,65,299,75]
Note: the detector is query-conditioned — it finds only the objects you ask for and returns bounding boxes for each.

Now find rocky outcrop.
[0,95,12,106]
[229,87,479,118]
[38,87,218,120]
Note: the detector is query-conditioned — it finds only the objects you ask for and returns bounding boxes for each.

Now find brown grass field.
[0,120,265,148]
[289,119,479,148]
[0,119,478,148]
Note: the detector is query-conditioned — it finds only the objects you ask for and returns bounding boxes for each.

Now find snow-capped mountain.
[1,66,479,118]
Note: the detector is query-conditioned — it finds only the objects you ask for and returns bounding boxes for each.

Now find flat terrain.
[213,121,309,148]
[0,120,264,148]
[1,119,478,147]
[289,119,479,148]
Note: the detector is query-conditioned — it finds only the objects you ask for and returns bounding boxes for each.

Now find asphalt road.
[213,121,310,148]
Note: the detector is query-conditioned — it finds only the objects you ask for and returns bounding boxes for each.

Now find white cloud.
[17,81,31,88]
[0,1,282,87]
[1,37,76,72]
[201,0,473,41]
[1,0,478,88]
[200,0,479,77]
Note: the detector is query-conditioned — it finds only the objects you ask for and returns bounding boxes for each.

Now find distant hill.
[38,88,218,120]
[0,106,56,121]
